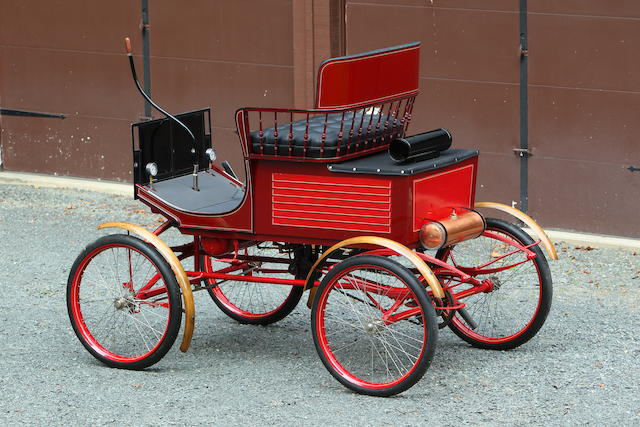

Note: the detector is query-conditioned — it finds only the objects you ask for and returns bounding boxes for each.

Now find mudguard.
[304,236,444,307]
[474,202,558,260]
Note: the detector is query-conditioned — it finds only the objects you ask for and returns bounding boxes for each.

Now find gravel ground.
[0,183,638,426]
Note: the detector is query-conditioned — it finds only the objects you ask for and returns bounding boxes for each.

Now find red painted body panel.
[137,155,478,248]
[136,169,253,233]
[252,159,395,241]
[133,42,477,248]
[412,162,477,231]
[254,157,477,245]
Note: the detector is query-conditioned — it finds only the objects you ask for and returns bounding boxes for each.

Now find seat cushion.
[249,112,403,158]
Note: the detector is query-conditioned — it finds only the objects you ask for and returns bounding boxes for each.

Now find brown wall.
[0,0,142,180]
[527,2,640,236]
[345,0,640,237]
[0,0,295,181]
[1,1,639,237]
[345,0,521,213]
[148,0,295,177]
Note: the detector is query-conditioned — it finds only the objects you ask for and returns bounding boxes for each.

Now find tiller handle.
[123,36,200,191]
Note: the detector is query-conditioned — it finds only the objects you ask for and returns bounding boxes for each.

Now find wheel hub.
[490,276,502,291]
[113,297,127,310]
[364,319,385,334]
[113,295,137,311]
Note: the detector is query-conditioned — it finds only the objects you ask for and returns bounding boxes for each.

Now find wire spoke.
[72,241,174,361]
[317,260,427,388]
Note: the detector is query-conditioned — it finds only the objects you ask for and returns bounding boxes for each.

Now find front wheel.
[312,255,438,397]
[67,234,182,369]
[437,218,552,350]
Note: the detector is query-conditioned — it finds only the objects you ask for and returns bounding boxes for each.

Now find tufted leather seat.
[249,112,403,157]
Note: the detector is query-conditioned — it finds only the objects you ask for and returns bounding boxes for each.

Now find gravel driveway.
[0,183,638,426]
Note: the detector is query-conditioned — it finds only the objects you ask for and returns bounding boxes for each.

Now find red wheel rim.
[70,244,172,363]
[442,227,544,344]
[204,251,296,319]
[316,264,427,389]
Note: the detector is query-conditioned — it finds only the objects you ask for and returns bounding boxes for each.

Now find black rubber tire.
[311,255,438,397]
[67,234,182,369]
[437,218,552,350]
[203,254,303,325]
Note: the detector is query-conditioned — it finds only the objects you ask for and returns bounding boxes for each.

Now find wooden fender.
[475,202,558,260]
[98,222,195,352]
[305,236,444,308]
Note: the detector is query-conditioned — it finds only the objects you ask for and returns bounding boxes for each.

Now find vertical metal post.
[0,115,3,171]
[330,0,346,57]
[519,0,529,213]
[0,94,3,171]
[141,0,152,118]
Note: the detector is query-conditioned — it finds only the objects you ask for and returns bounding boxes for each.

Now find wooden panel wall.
[149,0,294,176]
[0,0,141,180]
[345,1,522,210]
[345,0,640,237]
[527,1,640,236]
[0,0,295,181]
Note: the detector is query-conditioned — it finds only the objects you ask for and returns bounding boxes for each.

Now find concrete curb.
[1,170,638,250]
[0,171,131,197]
[536,229,640,251]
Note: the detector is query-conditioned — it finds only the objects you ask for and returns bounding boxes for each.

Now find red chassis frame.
[132,229,539,325]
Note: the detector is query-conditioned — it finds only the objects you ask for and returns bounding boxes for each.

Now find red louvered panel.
[272,196,391,211]
[273,217,391,234]
[273,187,390,203]
[272,172,391,233]
[273,180,391,195]
[273,173,389,188]
[274,210,390,225]
[273,202,390,216]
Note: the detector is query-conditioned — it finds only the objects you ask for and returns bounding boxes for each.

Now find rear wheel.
[203,243,303,325]
[67,234,182,369]
[312,255,438,396]
[437,218,552,350]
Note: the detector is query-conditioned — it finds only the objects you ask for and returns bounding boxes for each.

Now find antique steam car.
[66,40,556,396]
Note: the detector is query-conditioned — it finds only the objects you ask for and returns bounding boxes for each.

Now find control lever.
[124,36,200,191]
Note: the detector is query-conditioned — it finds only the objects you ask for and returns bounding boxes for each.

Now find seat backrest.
[315,42,420,110]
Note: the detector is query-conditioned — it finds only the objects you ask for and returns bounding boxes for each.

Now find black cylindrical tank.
[389,128,452,163]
